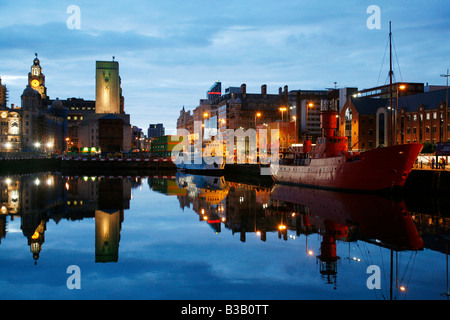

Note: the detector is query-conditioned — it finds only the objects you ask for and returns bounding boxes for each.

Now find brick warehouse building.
[339,88,449,151]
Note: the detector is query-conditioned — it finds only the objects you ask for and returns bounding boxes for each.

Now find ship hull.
[271,143,422,192]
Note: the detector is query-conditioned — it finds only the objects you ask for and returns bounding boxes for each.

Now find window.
[426,126,430,133]
[433,112,437,119]
[426,113,430,120]
[413,114,417,121]
[10,121,19,135]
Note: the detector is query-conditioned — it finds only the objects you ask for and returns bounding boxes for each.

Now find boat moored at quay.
[271,109,423,193]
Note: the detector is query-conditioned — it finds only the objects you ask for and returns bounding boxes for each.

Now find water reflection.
[0,172,449,299]
[0,173,132,264]
[269,184,424,293]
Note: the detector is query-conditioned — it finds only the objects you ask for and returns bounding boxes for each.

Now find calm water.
[0,171,449,300]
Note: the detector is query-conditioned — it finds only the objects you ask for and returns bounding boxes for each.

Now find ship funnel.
[321,110,338,138]
[303,134,312,153]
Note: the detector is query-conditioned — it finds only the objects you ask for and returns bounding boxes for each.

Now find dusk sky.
[1,0,449,133]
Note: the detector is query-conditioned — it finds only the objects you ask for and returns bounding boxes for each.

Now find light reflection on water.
[0,172,448,300]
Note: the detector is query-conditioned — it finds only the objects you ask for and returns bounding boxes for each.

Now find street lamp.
[292,116,297,142]
[279,107,287,122]
[306,103,314,133]
[255,112,261,128]
[395,84,406,144]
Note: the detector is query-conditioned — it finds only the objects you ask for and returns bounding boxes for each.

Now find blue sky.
[0,0,449,133]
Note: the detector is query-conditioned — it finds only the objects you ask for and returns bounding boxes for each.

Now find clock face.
[31,79,40,88]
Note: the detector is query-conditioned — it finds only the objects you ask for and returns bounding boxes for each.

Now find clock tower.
[28,53,47,100]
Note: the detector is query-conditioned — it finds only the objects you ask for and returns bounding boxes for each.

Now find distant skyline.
[1,0,449,133]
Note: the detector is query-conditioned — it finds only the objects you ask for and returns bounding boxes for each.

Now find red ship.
[271,109,423,192]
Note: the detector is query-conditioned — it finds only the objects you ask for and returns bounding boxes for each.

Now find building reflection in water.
[270,184,425,292]
[66,176,131,263]
[0,173,131,264]
[175,173,448,298]
[176,173,229,233]
[0,173,65,264]
[1,172,449,297]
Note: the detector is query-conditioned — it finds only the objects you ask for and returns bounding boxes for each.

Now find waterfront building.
[339,87,449,151]
[354,82,424,99]
[151,135,183,158]
[131,125,147,150]
[207,81,221,101]
[177,84,287,141]
[217,84,286,133]
[176,107,193,136]
[147,123,165,138]
[0,78,7,108]
[289,89,329,139]
[287,87,358,141]
[395,88,449,145]
[62,98,96,151]
[7,55,67,153]
[338,96,389,151]
[177,83,359,149]
[0,106,22,153]
[78,60,131,153]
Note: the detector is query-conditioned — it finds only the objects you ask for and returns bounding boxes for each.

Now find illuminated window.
[10,121,19,135]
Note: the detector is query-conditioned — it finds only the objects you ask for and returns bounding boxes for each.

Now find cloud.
[0,0,449,131]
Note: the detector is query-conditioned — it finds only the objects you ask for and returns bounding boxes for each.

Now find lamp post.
[203,112,209,139]
[279,107,287,151]
[292,116,297,143]
[307,103,314,133]
[395,84,406,145]
[279,107,287,122]
[441,69,449,141]
[280,107,287,122]
[255,112,261,128]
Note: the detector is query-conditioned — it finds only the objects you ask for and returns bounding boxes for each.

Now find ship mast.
[389,21,394,146]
